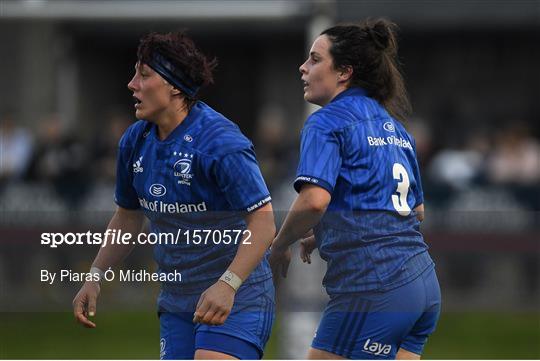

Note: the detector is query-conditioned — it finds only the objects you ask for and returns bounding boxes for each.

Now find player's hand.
[72,281,100,328]
[193,281,235,326]
[269,243,292,279]
[300,235,317,264]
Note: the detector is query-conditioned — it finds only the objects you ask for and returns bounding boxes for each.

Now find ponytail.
[321,18,412,122]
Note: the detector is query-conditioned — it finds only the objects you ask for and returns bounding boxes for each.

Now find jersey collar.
[150,102,200,143]
[330,87,368,103]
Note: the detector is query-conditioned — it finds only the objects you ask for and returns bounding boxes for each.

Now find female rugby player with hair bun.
[270,18,441,360]
[73,31,276,360]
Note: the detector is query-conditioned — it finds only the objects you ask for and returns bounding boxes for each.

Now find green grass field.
[0,312,538,359]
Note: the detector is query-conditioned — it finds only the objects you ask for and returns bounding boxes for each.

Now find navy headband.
[147,52,200,98]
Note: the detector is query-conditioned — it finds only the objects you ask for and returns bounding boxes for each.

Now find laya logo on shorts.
[362,339,392,356]
[173,151,194,186]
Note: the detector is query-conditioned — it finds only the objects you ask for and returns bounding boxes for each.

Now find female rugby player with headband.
[73,31,276,360]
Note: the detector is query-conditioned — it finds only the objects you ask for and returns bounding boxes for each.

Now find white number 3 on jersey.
[391,163,411,216]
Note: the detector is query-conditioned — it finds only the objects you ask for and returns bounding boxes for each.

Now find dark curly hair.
[137,31,218,109]
[322,18,412,122]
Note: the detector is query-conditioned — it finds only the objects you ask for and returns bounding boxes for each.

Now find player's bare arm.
[72,206,144,328]
[269,184,331,278]
[193,203,276,326]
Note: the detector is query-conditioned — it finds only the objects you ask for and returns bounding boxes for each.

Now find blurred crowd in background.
[1,109,538,214]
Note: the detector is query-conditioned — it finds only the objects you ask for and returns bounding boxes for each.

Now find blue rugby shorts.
[159,277,275,359]
[312,265,441,359]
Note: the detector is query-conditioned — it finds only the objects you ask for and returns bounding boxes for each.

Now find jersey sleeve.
[294,120,342,194]
[114,131,140,210]
[213,147,271,212]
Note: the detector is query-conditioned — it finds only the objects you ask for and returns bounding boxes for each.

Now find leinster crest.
[173,152,194,186]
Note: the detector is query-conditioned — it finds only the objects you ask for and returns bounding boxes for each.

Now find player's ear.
[171,87,181,96]
[337,65,353,83]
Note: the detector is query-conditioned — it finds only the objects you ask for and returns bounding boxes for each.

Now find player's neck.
[155,102,189,140]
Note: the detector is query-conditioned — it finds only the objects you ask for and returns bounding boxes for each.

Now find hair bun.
[366,19,395,51]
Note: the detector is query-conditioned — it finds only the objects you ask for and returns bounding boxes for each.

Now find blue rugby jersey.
[295,87,433,294]
[115,101,272,300]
